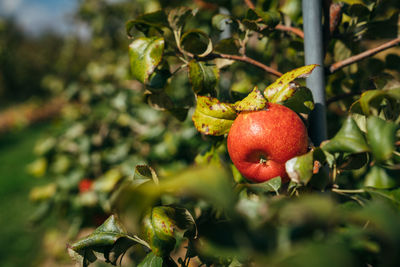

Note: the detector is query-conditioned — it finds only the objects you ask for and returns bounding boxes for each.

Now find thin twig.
[275,24,304,39]
[244,0,255,9]
[244,0,304,38]
[329,37,400,74]
[208,53,283,77]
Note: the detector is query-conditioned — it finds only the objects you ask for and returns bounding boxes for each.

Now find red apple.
[227,103,308,183]
[79,179,93,193]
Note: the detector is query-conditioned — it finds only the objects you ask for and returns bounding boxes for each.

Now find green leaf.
[126,10,168,37]
[233,87,267,111]
[322,117,369,154]
[350,88,400,116]
[180,30,213,57]
[285,150,314,185]
[93,168,123,192]
[351,90,385,116]
[145,91,188,121]
[115,164,235,218]
[245,176,282,194]
[254,9,280,28]
[214,38,240,55]
[138,252,163,267]
[168,7,195,31]
[334,40,357,74]
[147,62,171,90]
[188,60,219,95]
[364,166,396,189]
[134,165,159,186]
[146,91,174,111]
[172,206,197,239]
[282,86,314,114]
[212,14,237,32]
[366,116,398,162]
[192,96,237,136]
[348,4,370,20]
[338,153,369,171]
[68,215,149,266]
[264,64,318,103]
[129,37,165,85]
[241,9,270,34]
[365,188,400,209]
[365,13,400,40]
[143,207,177,257]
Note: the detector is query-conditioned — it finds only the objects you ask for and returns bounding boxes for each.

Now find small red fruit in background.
[227,103,308,183]
[79,179,93,193]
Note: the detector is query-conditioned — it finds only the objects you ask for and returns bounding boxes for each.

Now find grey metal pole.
[302,0,327,146]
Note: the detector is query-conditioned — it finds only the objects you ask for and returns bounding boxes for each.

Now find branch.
[208,53,283,77]
[244,0,304,38]
[275,24,304,39]
[329,37,400,74]
[244,0,255,9]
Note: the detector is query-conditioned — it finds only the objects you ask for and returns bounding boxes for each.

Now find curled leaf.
[282,86,315,115]
[286,150,314,185]
[168,7,195,31]
[180,30,213,57]
[192,96,237,136]
[351,88,400,116]
[233,87,267,111]
[134,165,159,186]
[126,10,168,37]
[264,64,318,103]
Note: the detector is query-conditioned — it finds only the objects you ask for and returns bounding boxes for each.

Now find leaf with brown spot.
[192,96,236,136]
[264,64,318,103]
[234,86,267,111]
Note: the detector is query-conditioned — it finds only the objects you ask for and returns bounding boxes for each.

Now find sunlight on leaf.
[286,150,314,185]
[234,87,267,111]
[192,96,236,136]
[264,64,318,103]
[129,37,165,84]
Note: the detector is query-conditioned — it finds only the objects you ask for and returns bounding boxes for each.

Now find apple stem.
[259,155,268,164]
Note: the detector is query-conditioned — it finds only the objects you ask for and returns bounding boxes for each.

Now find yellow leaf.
[264,64,318,103]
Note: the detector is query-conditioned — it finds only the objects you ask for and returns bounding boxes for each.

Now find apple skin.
[227,103,308,183]
[79,179,93,193]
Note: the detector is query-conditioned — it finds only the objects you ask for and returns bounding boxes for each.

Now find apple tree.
[28,0,400,266]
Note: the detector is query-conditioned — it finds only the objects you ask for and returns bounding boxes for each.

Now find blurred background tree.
[1,0,400,266]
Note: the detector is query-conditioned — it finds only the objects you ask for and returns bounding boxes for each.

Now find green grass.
[0,123,54,267]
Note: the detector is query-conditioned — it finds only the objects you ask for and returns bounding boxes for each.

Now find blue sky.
[0,0,80,35]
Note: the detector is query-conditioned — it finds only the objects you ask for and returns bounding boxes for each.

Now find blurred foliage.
[21,0,400,266]
[0,17,91,107]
